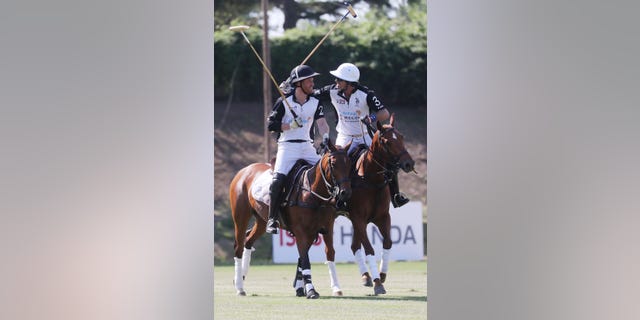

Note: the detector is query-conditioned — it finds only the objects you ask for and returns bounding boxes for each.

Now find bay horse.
[330,114,415,295]
[229,139,352,298]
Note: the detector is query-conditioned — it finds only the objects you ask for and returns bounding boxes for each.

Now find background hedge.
[214,7,426,106]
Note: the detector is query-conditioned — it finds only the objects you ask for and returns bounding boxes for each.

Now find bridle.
[308,148,350,201]
[370,127,408,170]
[359,127,410,185]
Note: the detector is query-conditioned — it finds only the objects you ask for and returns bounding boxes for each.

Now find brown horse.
[229,139,352,298]
[336,114,415,295]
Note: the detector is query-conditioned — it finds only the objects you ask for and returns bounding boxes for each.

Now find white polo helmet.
[330,63,360,83]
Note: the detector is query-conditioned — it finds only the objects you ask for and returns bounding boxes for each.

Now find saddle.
[349,143,369,169]
[281,159,313,208]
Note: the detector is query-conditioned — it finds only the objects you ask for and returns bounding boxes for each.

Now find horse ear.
[376,120,383,132]
[344,140,352,152]
[389,113,395,127]
[327,138,336,151]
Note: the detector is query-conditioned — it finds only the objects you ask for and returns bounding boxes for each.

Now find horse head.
[374,113,415,173]
[321,138,352,203]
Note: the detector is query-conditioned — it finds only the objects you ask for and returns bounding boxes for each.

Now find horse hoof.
[380,272,387,283]
[296,287,305,297]
[374,284,386,295]
[237,290,246,296]
[333,290,343,296]
[306,289,320,299]
[362,274,373,287]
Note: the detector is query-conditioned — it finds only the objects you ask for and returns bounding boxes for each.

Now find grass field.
[214,260,427,320]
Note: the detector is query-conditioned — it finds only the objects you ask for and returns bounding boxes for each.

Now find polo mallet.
[279,2,357,94]
[299,2,357,66]
[229,25,302,128]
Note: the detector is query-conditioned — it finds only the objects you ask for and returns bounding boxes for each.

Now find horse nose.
[401,159,415,172]
[339,188,352,201]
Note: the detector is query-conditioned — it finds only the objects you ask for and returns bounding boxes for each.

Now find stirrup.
[392,193,410,208]
[266,219,279,234]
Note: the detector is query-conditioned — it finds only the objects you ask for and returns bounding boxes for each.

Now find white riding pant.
[336,133,372,154]
[273,141,320,175]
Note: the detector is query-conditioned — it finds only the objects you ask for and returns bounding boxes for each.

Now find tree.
[214,0,260,30]
[271,0,392,30]
[214,0,398,31]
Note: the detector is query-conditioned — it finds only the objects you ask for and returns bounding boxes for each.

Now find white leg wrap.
[305,282,315,292]
[233,257,244,292]
[366,255,381,280]
[302,269,314,291]
[241,247,254,278]
[380,248,391,273]
[354,248,368,275]
[294,279,304,289]
[325,261,341,292]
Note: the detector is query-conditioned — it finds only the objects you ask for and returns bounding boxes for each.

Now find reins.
[304,149,348,202]
[356,127,408,186]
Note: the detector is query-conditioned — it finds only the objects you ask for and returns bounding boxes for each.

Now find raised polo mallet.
[299,2,357,66]
[279,2,357,94]
[229,25,301,127]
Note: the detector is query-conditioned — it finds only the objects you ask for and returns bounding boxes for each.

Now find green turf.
[214,260,427,320]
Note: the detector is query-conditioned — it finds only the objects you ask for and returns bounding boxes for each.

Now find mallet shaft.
[238,31,297,123]
[300,13,349,66]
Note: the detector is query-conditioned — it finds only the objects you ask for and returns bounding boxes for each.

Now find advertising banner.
[272,201,424,263]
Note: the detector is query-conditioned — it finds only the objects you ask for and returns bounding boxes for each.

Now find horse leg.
[354,248,372,287]
[351,221,372,287]
[357,223,386,295]
[293,258,305,297]
[240,216,266,280]
[296,237,319,299]
[374,213,393,284]
[324,219,343,296]
[231,193,252,296]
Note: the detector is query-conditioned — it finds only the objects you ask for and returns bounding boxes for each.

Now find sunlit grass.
[214,260,427,320]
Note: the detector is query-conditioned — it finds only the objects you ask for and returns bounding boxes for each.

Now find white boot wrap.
[380,248,390,273]
[234,257,244,292]
[241,247,254,277]
[354,248,368,275]
[302,269,314,291]
[325,261,341,291]
[366,255,381,280]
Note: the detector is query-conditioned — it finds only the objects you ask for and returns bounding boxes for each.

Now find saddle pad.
[250,169,273,206]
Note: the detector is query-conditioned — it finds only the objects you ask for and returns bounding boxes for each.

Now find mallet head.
[344,2,357,18]
[229,25,250,32]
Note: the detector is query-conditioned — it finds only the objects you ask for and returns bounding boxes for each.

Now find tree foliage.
[214,0,261,30]
[215,0,394,31]
[214,1,427,106]
[271,0,392,30]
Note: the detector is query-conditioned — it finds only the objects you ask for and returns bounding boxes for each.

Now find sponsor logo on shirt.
[339,110,363,122]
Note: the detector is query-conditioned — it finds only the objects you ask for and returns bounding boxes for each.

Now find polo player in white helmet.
[314,62,410,208]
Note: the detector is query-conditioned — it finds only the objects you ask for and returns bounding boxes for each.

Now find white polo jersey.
[277,95,322,143]
[314,84,386,152]
[267,94,325,175]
